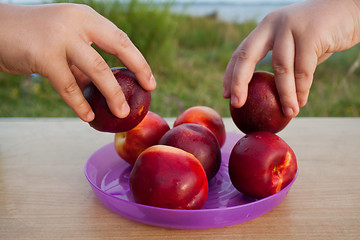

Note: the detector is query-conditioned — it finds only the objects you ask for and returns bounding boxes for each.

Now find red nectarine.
[84,67,151,133]
[129,145,208,209]
[114,111,170,164]
[230,71,292,134]
[159,123,221,181]
[174,106,226,147]
[228,131,297,198]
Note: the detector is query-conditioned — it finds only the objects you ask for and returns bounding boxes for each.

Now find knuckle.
[76,3,94,12]
[232,48,250,62]
[294,70,313,91]
[231,79,243,89]
[263,10,291,26]
[280,92,294,102]
[294,71,307,81]
[117,30,132,49]
[63,80,80,96]
[261,11,278,25]
[91,56,109,74]
[51,4,95,32]
[112,85,125,100]
[272,63,290,75]
[79,97,91,111]
[63,3,93,17]
[107,85,126,105]
[294,70,311,81]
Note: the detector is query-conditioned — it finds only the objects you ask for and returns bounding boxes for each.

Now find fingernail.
[150,74,156,88]
[85,111,95,122]
[120,102,130,118]
[283,107,294,117]
[231,95,240,106]
[222,87,228,98]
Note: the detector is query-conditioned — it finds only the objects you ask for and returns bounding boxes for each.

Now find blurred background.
[1,0,359,118]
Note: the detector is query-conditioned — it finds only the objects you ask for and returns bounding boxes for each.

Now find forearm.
[0,3,35,74]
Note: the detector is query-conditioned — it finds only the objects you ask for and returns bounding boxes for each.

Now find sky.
[173,0,300,2]
[4,0,304,4]
[155,0,301,2]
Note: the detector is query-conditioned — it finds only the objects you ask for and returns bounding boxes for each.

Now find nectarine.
[230,71,292,134]
[174,106,226,147]
[129,145,208,209]
[114,111,170,164]
[159,123,221,181]
[228,131,297,198]
[84,67,151,133]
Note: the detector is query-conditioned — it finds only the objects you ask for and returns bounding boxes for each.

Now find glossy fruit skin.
[228,131,297,198]
[230,71,292,134]
[174,106,226,147]
[84,67,151,133]
[114,111,170,164]
[129,145,208,209]
[159,123,221,181]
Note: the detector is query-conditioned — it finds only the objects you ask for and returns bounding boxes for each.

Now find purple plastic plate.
[84,132,297,229]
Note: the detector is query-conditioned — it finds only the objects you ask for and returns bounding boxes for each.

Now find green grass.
[1,0,360,118]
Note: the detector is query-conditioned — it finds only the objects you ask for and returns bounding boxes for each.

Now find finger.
[272,28,299,117]
[293,40,318,108]
[70,65,90,92]
[47,61,95,122]
[86,15,156,91]
[229,26,273,108]
[223,53,237,99]
[67,41,130,119]
[230,44,257,108]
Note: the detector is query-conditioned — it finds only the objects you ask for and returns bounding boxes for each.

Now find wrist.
[350,0,360,42]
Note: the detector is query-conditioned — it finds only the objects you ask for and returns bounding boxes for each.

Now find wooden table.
[1,118,359,239]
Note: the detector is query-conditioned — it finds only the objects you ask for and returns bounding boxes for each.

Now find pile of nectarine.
[112,103,226,209]
[83,67,226,209]
[87,67,297,208]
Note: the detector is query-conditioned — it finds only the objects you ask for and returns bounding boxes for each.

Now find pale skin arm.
[0,3,156,122]
[223,0,360,117]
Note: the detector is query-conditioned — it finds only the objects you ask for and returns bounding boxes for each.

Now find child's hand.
[223,0,360,117]
[0,3,156,122]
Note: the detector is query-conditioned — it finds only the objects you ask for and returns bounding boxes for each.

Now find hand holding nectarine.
[230,71,292,134]
[84,67,151,133]
[223,0,360,117]
[0,3,155,122]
